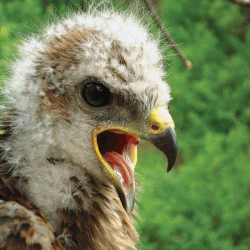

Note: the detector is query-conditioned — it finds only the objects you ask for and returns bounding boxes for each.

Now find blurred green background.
[0,0,249,249]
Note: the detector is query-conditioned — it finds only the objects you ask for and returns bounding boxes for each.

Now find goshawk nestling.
[0,7,177,250]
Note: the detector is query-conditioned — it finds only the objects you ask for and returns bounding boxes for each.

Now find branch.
[227,0,250,7]
[143,0,192,69]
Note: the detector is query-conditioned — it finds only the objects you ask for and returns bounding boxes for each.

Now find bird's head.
[5,10,177,214]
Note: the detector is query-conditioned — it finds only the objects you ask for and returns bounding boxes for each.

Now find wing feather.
[0,201,56,249]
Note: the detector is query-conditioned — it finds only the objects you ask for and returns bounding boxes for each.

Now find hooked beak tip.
[147,125,178,172]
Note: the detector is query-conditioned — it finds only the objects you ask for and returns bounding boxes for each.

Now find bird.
[0,6,178,250]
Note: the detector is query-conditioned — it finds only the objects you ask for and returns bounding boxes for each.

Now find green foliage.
[0,0,43,81]
[137,127,250,249]
[136,0,250,249]
[0,0,249,249]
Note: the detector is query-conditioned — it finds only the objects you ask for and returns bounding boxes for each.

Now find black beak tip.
[167,157,176,172]
[147,125,178,173]
[165,126,178,173]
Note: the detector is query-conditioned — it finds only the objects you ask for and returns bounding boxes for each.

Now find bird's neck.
[1,152,139,249]
[0,115,139,249]
[55,174,139,249]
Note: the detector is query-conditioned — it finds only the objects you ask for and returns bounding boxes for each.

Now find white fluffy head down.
[4,7,171,106]
[1,6,172,231]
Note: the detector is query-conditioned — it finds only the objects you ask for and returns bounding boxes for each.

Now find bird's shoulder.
[0,201,57,249]
[0,180,66,250]
[0,174,66,249]
[0,110,66,249]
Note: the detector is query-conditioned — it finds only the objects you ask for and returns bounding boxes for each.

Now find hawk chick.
[0,6,177,250]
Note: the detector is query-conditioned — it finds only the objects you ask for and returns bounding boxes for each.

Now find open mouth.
[92,107,178,214]
[93,128,140,213]
[96,129,140,188]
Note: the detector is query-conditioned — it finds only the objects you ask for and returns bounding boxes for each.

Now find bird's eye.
[82,82,111,107]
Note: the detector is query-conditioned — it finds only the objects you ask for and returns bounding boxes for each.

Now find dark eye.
[82,82,111,107]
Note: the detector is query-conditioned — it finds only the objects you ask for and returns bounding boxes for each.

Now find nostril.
[151,124,160,131]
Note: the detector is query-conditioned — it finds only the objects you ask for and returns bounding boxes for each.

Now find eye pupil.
[82,82,110,107]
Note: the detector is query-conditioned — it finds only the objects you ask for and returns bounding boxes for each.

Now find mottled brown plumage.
[0,175,64,249]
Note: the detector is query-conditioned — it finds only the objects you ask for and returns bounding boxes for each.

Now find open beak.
[93,106,178,214]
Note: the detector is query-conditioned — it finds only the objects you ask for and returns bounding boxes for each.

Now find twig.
[143,0,193,69]
[227,0,250,7]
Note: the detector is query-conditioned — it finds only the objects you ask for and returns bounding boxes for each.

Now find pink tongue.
[104,151,134,187]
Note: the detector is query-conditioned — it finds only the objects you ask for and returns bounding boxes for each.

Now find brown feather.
[0,201,65,249]
[41,85,71,123]
[35,28,95,72]
[57,175,139,250]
